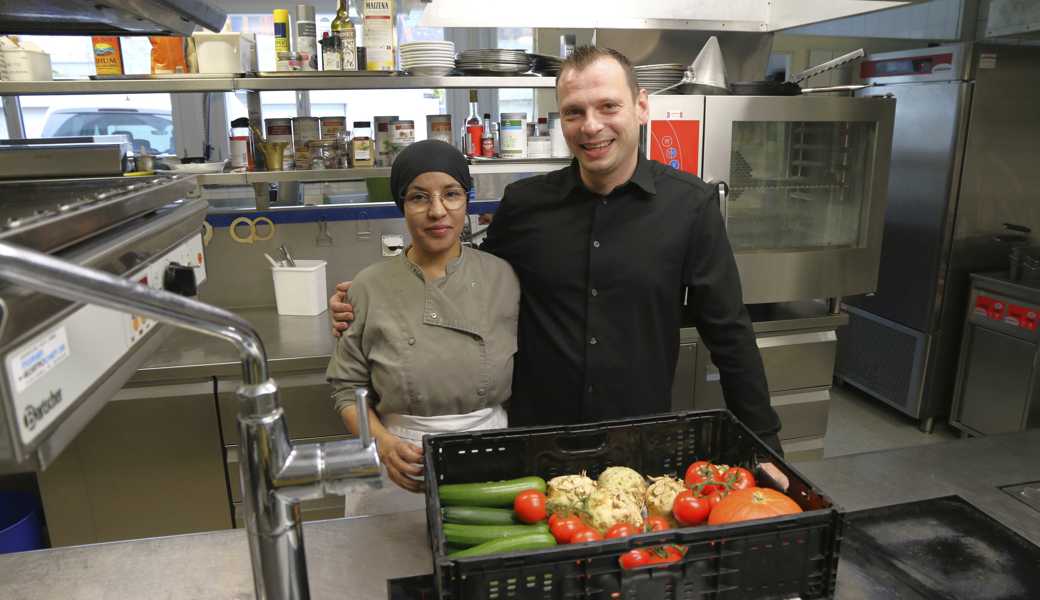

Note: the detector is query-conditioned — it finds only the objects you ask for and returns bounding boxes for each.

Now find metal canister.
[292,116,320,169]
[319,116,347,141]
[500,112,528,158]
[373,115,397,167]
[389,119,415,165]
[426,114,453,145]
[264,117,294,170]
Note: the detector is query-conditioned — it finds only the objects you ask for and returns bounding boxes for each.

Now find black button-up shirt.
[482,155,781,452]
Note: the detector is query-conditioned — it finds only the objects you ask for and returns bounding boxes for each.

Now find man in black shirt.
[331,46,782,453]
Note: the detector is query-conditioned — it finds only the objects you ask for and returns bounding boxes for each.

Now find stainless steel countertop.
[128,307,337,384]
[3,430,1037,599]
[131,302,846,384]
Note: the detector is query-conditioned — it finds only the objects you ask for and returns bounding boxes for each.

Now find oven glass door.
[726,119,877,252]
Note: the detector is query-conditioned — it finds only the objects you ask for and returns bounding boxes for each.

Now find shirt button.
[408,337,415,345]
[591,288,598,297]
[587,384,594,393]
[589,336,598,345]
[602,199,607,205]
[592,240,600,248]
[430,312,438,319]
[477,388,486,396]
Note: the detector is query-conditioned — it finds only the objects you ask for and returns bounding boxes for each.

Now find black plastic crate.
[423,409,843,600]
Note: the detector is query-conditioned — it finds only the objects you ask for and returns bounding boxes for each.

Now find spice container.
[321,33,342,70]
[500,113,528,158]
[549,112,570,158]
[229,117,251,170]
[374,116,398,166]
[292,116,320,169]
[527,136,551,159]
[265,118,295,170]
[320,116,347,141]
[296,4,318,71]
[350,121,375,167]
[389,120,416,164]
[426,114,453,145]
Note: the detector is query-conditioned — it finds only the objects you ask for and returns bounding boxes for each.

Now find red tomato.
[700,488,727,513]
[618,548,651,569]
[645,515,671,532]
[513,490,547,523]
[673,489,711,526]
[684,460,723,494]
[570,528,604,544]
[549,515,585,544]
[720,467,756,491]
[646,545,685,564]
[605,523,639,539]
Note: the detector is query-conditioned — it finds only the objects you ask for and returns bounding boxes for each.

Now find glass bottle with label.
[481,113,495,158]
[331,0,357,71]
[465,90,482,158]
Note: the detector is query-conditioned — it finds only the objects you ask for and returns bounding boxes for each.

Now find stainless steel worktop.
[131,301,845,384]
[3,430,1037,599]
[129,307,336,384]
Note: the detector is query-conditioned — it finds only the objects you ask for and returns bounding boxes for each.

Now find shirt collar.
[401,245,466,281]
[560,153,657,198]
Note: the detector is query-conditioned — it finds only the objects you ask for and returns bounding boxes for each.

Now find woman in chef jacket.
[326,139,520,514]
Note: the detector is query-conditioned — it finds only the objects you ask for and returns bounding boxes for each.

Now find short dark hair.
[557,46,640,99]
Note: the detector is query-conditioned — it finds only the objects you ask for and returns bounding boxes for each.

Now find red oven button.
[990,301,1005,320]
[974,295,992,317]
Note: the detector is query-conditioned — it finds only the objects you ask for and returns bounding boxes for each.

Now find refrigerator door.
[846,81,972,331]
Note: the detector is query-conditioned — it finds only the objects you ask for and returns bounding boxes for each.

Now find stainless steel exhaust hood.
[0,0,226,36]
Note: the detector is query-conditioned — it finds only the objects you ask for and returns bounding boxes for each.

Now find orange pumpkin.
[707,487,802,525]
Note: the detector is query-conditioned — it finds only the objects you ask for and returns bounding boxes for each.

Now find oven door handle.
[708,180,729,227]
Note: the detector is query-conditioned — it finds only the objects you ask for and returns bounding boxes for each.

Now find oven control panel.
[972,293,1039,335]
[5,233,206,448]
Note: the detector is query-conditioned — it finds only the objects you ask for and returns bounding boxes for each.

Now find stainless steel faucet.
[0,241,381,600]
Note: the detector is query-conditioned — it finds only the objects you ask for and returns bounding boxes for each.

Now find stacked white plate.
[400,41,456,76]
[634,63,686,93]
[457,49,531,75]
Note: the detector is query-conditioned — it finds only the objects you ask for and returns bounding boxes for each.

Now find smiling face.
[557,56,649,194]
[402,171,467,259]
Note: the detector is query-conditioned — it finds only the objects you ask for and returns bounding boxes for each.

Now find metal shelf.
[0,74,556,96]
[196,159,569,185]
[0,78,236,95]
[237,74,556,91]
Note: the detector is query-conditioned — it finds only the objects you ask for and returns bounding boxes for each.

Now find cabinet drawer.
[758,331,837,392]
[218,371,345,444]
[226,434,351,503]
[770,388,830,440]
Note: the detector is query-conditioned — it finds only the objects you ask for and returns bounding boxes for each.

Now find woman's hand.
[376,432,425,493]
[329,281,354,338]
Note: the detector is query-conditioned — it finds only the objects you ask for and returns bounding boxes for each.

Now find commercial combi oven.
[645,94,896,305]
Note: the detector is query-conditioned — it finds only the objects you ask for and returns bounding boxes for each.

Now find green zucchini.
[447,532,557,559]
[438,476,547,507]
[443,522,550,546]
[442,506,520,526]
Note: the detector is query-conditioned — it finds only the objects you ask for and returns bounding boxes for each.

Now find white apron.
[342,405,507,517]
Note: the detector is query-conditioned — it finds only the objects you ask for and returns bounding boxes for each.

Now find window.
[496,28,535,120]
[12,35,174,152]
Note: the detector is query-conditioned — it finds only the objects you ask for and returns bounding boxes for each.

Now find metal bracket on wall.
[355,210,371,239]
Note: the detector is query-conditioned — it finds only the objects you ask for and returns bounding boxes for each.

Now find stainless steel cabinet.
[37,379,231,546]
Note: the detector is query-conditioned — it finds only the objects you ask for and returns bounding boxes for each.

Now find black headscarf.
[390,139,473,212]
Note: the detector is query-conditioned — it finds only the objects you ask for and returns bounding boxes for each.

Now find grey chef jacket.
[327,246,521,417]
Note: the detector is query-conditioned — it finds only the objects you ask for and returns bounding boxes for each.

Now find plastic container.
[423,409,842,600]
[272,259,327,316]
[499,112,527,158]
[0,491,44,554]
[1,49,52,81]
[192,32,257,74]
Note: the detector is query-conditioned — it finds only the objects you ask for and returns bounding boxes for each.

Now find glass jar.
[350,120,374,167]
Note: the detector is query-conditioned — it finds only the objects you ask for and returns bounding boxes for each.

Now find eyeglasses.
[402,187,468,212]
